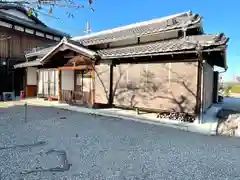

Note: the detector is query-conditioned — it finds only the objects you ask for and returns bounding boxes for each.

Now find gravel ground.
[1,104,240,179]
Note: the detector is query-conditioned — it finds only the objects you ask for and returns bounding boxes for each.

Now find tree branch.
[0,0,95,17]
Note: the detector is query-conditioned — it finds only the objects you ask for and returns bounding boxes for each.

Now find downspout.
[196,43,204,124]
[181,23,204,123]
[214,50,227,103]
[218,50,228,73]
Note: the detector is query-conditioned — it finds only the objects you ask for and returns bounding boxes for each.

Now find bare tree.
[236,76,240,83]
[0,0,94,18]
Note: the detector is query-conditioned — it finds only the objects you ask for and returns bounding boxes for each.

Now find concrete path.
[218,97,240,111]
[0,104,240,179]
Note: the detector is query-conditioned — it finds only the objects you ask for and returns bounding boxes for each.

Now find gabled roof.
[25,44,57,58]
[72,11,202,46]
[40,37,97,64]
[26,11,201,58]
[0,3,69,37]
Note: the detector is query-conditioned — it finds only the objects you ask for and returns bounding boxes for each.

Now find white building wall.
[27,67,37,85]
[140,31,178,43]
[61,70,74,91]
[109,38,138,47]
[38,70,43,94]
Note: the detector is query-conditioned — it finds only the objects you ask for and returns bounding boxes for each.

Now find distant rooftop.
[0,3,69,37]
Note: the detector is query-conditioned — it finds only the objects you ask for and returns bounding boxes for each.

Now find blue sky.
[40,0,239,81]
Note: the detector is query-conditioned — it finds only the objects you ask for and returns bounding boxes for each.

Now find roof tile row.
[77,14,201,46]
[97,34,228,59]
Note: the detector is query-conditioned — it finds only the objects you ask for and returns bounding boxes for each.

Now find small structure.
[15,11,229,119]
[0,3,69,96]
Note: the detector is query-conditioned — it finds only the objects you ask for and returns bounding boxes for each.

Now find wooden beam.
[90,69,95,106]
[64,55,75,58]
[112,53,199,65]
[57,65,93,70]
[74,70,76,91]
[108,64,114,105]
[58,70,62,101]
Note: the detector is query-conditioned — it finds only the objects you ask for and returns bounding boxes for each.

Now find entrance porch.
[35,42,96,107]
[58,65,94,107]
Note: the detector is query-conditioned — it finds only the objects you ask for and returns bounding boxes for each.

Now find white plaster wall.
[38,70,43,94]
[140,31,178,43]
[61,70,74,91]
[27,67,37,85]
[108,31,178,48]
[55,71,59,97]
[109,38,138,47]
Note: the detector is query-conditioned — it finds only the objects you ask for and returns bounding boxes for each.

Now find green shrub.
[223,85,233,96]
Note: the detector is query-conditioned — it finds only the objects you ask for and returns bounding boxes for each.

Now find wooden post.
[108,64,113,106]
[90,69,95,107]
[24,102,27,122]
[195,45,204,124]
[58,69,62,101]
[36,69,38,98]
[25,68,27,97]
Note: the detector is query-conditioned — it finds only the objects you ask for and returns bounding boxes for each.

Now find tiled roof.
[14,59,41,68]
[40,37,97,64]
[15,34,228,68]
[72,11,202,46]
[97,34,229,59]
[25,40,81,58]
[25,11,201,58]
[25,45,57,58]
[0,3,45,25]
